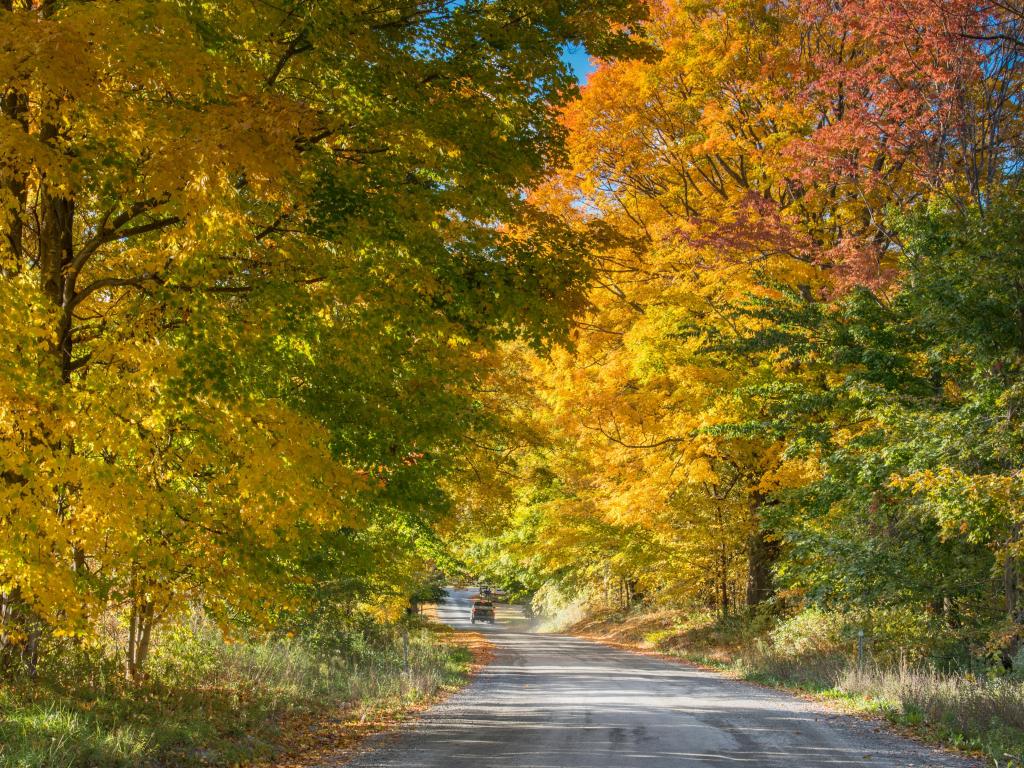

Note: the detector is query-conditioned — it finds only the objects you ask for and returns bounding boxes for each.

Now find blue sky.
[561,44,595,84]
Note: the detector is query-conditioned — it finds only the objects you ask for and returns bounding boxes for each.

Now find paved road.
[343,588,979,768]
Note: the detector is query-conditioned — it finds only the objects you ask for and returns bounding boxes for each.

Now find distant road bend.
[341,588,979,768]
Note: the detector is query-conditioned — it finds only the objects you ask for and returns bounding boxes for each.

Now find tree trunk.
[1006,552,1021,623]
[1005,521,1023,625]
[2,1,83,676]
[126,598,155,681]
[38,164,76,383]
[0,588,41,678]
[1,85,27,273]
[0,589,20,674]
[720,553,730,618]
[1001,550,1024,671]
[624,577,638,607]
[746,527,778,608]
[0,3,34,678]
[21,626,39,678]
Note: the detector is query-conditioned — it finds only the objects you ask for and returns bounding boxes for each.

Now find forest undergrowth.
[0,614,472,768]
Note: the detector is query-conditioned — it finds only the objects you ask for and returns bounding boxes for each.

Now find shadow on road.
[343,588,977,768]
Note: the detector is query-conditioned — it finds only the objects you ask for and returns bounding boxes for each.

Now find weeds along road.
[342,588,980,768]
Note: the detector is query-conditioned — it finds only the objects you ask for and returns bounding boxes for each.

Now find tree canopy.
[452,0,1024,668]
[5,0,1024,681]
[0,0,649,673]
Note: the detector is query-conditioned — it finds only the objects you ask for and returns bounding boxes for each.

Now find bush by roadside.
[0,614,473,768]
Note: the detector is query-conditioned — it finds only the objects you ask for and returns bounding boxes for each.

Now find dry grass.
[259,624,494,768]
[839,664,1024,759]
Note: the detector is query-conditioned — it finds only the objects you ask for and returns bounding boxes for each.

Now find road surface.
[342,588,979,768]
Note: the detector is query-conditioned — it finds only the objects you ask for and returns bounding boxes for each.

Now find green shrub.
[842,606,974,667]
[769,608,846,657]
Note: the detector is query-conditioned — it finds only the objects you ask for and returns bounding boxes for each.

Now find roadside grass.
[0,617,473,768]
[562,607,1024,766]
[836,664,1024,764]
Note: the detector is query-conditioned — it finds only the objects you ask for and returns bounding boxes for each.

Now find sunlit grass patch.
[0,697,151,768]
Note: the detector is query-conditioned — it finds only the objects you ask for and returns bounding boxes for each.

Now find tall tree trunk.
[604,564,611,609]
[0,589,20,674]
[0,2,37,673]
[719,550,730,618]
[624,577,638,607]
[1001,548,1023,671]
[1,85,27,274]
[746,493,779,608]
[746,527,778,608]
[1006,552,1021,623]
[126,602,139,680]
[37,152,77,383]
[1005,521,1023,625]
[29,100,80,669]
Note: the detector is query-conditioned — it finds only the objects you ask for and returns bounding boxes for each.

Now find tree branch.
[266,30,313,88]
[71,273,163,309]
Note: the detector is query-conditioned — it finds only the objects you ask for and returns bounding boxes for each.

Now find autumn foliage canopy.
[457,0,1024,665]
[3,0,1024,678]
